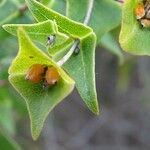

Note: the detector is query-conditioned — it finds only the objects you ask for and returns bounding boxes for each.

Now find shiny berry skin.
[135,3,145,19]
[25,64,46,83]
[45,67,60,86]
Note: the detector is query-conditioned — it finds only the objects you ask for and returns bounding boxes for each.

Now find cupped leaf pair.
[8,27,75,140]
[120,0,150,55]
[24,0,99,114]
[3,0,99,139]
[3,20,70,46]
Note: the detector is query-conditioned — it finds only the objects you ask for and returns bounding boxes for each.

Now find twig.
[57,0,94,66]
[84,0,94,25]
[57,40,79,66]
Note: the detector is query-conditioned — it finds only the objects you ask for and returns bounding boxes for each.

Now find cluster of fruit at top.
[135,0,150,27]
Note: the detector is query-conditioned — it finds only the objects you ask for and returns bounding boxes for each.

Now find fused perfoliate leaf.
[120,0,150,55]
[3,20,69,46]
[25,0,99,114]
[25,0,92,38]
[9,28,75,140]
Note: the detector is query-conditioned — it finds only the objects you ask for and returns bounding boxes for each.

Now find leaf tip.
[30,121,43,141]
[31,131,40,141]
[92,106,100,115]
[87,100,100,115]
[2,24,7,30]
[2,24,11,33]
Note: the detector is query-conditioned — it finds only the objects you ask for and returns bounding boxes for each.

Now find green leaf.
[119,0,150,55]
[0,28,9,41]
[51,0,66,15]
[0,0,33,41]
[48,37,73,61]
[41,0,54,6]
[66,0,122,42]
[0,130,22,150]
[25,0,92,38]
[66,0,87,22]
[0,37,18,60]
[3,20,73,65]
[0,87,16,135]
[0,0,19,26]
[25,0,99,114]
[101,28,124,65]
[3,20,69,46]
[64,33,99,114]
[9,28,75,140]
[0,0,32,24]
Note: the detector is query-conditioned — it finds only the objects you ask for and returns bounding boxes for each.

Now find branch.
[84,0,94,25]
[57,40,80,66]
[57,0,94,66]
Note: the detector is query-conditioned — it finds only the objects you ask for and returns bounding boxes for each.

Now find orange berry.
[135,3,145,19]
[25,64,46,83]
[45,67,60,86]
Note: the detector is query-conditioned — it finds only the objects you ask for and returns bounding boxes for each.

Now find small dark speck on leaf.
[29,56,34,58]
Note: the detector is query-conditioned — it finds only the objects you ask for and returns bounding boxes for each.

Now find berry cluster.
[25,64,60,88]
[135,0,150,27]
